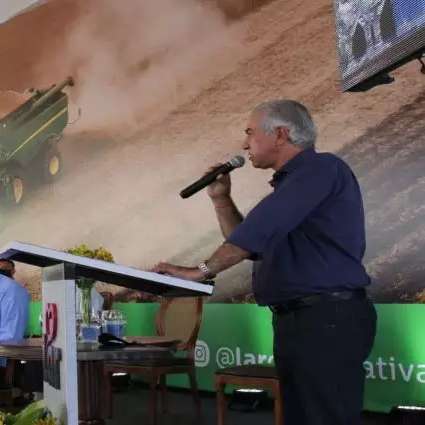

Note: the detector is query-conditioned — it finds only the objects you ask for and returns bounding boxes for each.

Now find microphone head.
[229,155,245,168]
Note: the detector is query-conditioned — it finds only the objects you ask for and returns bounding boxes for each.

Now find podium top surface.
[0,241,213,297]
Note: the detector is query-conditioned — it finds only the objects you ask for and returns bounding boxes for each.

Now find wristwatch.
[197,261,216,280]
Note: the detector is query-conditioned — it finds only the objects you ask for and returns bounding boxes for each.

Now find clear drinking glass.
[79,312,102,343]
[101,310,127,338]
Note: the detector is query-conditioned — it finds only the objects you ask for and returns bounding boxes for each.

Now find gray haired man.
[154,99,376,425]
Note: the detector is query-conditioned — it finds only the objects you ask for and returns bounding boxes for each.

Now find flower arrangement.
[66,245,114,263]
[0,411,11,425]
[66,244,114,324]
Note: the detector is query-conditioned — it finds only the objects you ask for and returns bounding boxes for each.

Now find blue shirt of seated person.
[0,260,30,367]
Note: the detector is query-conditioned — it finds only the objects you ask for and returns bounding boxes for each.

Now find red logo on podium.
[43,303,62,389]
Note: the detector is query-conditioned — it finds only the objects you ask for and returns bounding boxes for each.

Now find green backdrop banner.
[27,302,425,413]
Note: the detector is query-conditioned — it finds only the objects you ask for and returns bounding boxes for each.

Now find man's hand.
[151,263,204,282]
[151,243,249,284]
[205,164,243,237]
[206,163,232,201]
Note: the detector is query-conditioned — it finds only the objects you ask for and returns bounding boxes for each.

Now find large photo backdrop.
[0,0,424,303]
[340,93,425,302]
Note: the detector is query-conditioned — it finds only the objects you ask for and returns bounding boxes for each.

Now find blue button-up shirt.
[227,148,370,305]
[0,275,30,367]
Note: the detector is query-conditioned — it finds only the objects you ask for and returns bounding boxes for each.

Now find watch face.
[198,262,214,279]
[198,262,208,274]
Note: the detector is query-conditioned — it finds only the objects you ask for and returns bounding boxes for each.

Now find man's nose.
[242,138,249,150]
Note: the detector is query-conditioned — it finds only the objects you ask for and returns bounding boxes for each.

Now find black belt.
[269,288,367,315]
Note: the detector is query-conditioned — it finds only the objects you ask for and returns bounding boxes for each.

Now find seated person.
[0,260,30,394]
[0,260,29,367]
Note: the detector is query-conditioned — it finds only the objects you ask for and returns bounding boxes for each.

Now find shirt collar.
[269,147,317,188]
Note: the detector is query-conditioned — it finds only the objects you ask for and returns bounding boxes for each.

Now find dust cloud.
[35,0,236,132]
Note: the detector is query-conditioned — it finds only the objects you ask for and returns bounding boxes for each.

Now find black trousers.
[17,361,43,393]
[0,360,43,392]
[273,297,377,425]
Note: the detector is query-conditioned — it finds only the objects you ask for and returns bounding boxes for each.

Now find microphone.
[180,155,245,199]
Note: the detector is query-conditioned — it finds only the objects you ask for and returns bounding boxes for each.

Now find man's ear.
[275,126,289,146]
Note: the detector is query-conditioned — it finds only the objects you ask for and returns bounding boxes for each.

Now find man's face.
[242,112,283,169]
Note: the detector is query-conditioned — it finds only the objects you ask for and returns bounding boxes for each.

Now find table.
[0,337,179,425]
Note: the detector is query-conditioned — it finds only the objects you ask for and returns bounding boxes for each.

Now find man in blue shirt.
[0,260,30,368]
[153,99,377,425]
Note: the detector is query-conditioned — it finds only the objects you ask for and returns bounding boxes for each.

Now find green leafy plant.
[33,415,61,425]
[0,401,54,425]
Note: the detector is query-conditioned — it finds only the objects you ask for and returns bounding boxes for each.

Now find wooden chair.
[104,297,203,425]
[99,291,114,310]
[215,365,283,425]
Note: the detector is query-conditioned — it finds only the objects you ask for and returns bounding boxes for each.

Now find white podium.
[0,241,214,425]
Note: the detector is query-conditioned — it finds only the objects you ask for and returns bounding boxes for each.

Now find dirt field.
[0,0,424,301]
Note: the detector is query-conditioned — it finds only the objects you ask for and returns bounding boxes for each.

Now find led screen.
[334,0,425,90]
